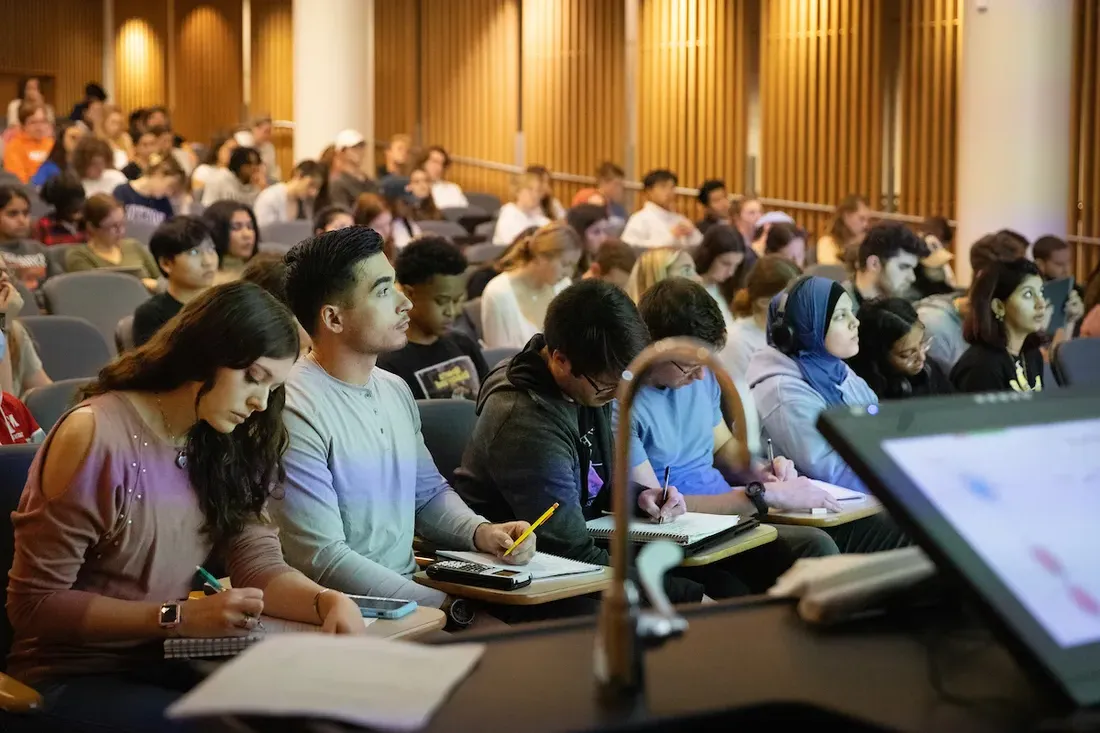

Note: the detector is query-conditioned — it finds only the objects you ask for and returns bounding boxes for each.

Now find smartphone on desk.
[346,595,418,620]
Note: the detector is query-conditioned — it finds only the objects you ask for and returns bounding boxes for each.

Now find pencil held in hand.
[503,502,558,556]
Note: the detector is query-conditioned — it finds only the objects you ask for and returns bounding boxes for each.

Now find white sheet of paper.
[810,479,869,502]
[167,635,484,731]
[437,550,602,580]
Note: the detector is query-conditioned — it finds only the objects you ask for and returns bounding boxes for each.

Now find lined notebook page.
[164,615,377,659]
[585,512,742,545]
[437,550,602,580]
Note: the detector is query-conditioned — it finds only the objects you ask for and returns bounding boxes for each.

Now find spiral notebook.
[437,550,602,580]
[163,616,376,660]
[585,512,753,549]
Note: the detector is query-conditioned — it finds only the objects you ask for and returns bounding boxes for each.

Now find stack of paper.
[167,635,485,730]
[438,550,603,580]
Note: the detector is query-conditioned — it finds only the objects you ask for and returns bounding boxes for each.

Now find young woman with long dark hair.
[846,297,953,399]
[203,199,261,283]
[5,282,366,731]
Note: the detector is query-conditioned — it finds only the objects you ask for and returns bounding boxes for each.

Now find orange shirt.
[2,131,54,183]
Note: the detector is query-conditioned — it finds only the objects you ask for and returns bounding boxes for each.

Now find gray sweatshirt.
[272,357,488,607]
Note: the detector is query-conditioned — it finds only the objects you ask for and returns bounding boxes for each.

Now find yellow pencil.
[503,502,559,557]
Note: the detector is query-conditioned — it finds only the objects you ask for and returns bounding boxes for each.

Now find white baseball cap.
[335,129,366,151]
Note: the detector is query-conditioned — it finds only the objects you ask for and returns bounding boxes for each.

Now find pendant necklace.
[155,395,188,469]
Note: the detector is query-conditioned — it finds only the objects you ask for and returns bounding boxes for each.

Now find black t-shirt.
[950,343,1044,394]
[132,292,184,347]
[121,162,143,181]
[377,332,490,400]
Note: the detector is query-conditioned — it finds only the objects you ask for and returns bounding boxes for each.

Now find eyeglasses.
[894,337,934,364]
[670,361,704,379]
[581,373,618,397]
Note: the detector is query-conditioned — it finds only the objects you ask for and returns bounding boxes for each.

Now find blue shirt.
[612,369,729,496]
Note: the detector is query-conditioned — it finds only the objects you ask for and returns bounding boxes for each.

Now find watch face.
[450,600,475,625]
[159,602,180,626]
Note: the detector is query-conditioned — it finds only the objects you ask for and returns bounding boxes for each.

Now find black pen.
[659,466,671,524]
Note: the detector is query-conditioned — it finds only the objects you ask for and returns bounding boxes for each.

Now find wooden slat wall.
[1071,0,1100,280]
[522,0,625,209]
[0,0,104,115]
[114,0,170,113]
[898,0,959,220]
[374,0,419,146]
[419,0,519,200]
[760,0,884,241]
[251,0,294,175]
[173,0,243,144]
[637,0,749,219]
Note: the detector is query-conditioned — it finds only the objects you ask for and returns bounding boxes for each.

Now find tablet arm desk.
[598,338,752,702]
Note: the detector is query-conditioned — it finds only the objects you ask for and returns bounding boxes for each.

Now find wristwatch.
[443,598,475,631]
[159,601,183,631]
[745,481,769,518]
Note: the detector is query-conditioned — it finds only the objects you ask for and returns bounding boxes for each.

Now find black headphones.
[769,275,814,356]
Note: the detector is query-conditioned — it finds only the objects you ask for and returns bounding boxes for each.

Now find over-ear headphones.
[770,275,814,355]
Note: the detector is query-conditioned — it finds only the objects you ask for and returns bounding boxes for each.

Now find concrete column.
[292,0,374,163]
[954,0,1073,284]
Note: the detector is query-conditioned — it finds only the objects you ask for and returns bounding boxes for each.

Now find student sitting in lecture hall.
[33,174,87,246]
[377,133,412,179]
[580,239,637,291]
[730,195,764,249]
[571,161,629,225]
[748,275,878,493]
[0,185,51,292]
[74,136,130,198]
[132,217,219,347]
[404,166,445,221]
[620,169,703,249]
[527,165,567,220]
[846,297,953,400]
[3,282,368,731]
[815,194,871,267]
[694,224,748,335]
[203,200,260,283]
[201,146,263,208]
[454,279,708,604]
[1032,235,1086,334]
[95,103,134,170]
[624,246,698,303]
[566,203,612,278]
[420,144,468,209]
[0,257,52,400]
[325,130,377,210]
[843,223,925,313]
[624,278,908,570]
[253,159,324,227]
[2,103,54,184]
[950,258,1046,394]
[113,154,186,226]
[65,194,161,291]
[492,171,552,245]
[695,179,732,236]
[29,120,84,189]
[120,128,159,180]
[378,237,489,400]
[761,222,808,268]
[273,227,535,618]
[313,204,354,236]
[721,255,803,381]
[481,222,580,349]
[187,130,237,192]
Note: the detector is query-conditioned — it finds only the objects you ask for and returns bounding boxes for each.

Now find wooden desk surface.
[768,499,883,527]
[364,606,445,640]
[680,524,777,567]
[414,567,613,606]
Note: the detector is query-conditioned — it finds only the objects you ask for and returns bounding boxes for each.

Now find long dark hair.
[203,200,261,264]
[693,224,747,305]
[45,120,82,169]
[80,282,300,541]
[964,258,1043,352]
[846,297,923,399]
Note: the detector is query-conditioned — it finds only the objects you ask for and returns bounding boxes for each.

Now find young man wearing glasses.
[621,277,909,581]
[454,279,710,603]
[131,216,219,346]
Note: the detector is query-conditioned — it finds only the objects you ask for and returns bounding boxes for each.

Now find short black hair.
[394,235,468,286]
[544,279,649,379]
[149,216,211,277]
[240,253,290,304]
[85,82,107,101]
[642,169,677,190]
[566,204,608,239]
[284,226,386,337]
[229,146,260,175]
[856,223,926,269]
[1033,235,1069,262]
[637,277,727,349]
[41,173,86,219]
[697,179,726,206]
[293,159,325,180]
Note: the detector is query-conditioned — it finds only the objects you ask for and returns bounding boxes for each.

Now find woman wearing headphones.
[747,275,877,493]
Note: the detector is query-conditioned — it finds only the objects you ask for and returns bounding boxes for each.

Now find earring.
[995,311,1004,321]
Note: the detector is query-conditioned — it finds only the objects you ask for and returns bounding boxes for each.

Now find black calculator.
[425,560,533,591]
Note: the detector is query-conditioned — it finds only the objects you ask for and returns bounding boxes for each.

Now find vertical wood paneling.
[897,0,959,220]
[374,0,418,145]
[251,0,293,174]
[0,0,104,113]
[760,0,885,240]
[1071,0,1100,280]
[114,0,170,112]
[638,0,749,218]
[419,0,519,199]
[522,0,624,207]
[174,0,243,144]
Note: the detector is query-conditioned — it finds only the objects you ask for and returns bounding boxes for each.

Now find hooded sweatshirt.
[747,345,878,493]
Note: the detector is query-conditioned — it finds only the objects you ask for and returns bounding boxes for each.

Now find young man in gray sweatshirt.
[275,226,535,610]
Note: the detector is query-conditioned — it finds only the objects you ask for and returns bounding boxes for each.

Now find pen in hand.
[659,466,671,524]
[196,565,264,631]
[767,438,775,467]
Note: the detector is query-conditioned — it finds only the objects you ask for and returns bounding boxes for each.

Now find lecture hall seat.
[416,399,477,484]
[1051,338,1100,387]
[16,316,112,380]
[42,271,151,355]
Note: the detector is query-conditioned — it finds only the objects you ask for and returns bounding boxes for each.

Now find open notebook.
[163,615,377,660]
[437,550,602,580]
[811,480,873,502]
[585,512,748,547]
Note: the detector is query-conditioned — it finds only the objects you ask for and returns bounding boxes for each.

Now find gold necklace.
[155,395,188,469]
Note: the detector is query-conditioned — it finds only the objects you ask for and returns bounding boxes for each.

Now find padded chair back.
[115,314,135,353]
[12,281,38,317]
[0,443,39,666]
[807,264,849,283]
[17,316,112,380]
[416,399,477,484]
[258,242,292,256]
[1051,338,1100,387]
[23,379,85,432]
[25,190,49,222]
[260,221,313,248]
[42,271,151,354]
[464,243,506,266]
[482,347,520,370]
[46,244,80,275]
[474,220,496,239]
[417,220,468,240]
[123,220,160,247]
[460,298,484,342]
[466,192,502,217]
